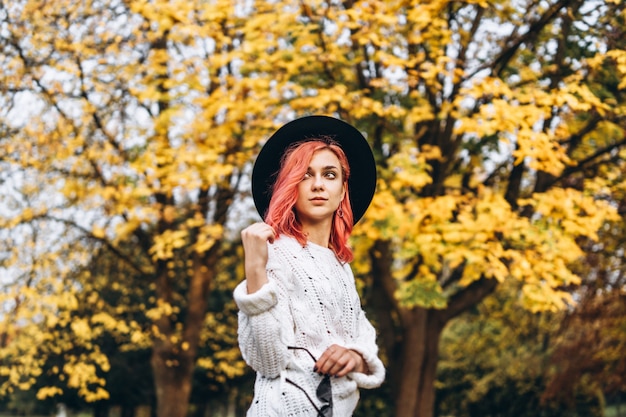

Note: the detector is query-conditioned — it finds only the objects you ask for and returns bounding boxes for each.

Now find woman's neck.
[301,221,332,248]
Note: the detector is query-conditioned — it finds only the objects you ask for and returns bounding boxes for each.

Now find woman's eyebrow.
[306,165,339,171]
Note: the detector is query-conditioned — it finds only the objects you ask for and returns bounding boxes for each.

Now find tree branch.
[442,276,498,322]
[547,136,626,190]
[42,214,149,276]
[469,0,575,79]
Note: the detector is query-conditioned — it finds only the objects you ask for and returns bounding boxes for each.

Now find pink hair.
[264,139,354,263]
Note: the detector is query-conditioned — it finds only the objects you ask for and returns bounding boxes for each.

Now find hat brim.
[252,115,376,225]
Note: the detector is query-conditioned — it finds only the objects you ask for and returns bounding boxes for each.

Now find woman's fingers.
[241,222,276,293]
[315,344,363,377]
[241,222,276,261]
[241,222,276,246]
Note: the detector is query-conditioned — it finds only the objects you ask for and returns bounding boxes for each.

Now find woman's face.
[294,148,346,226]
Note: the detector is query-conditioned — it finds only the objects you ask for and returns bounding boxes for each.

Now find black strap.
[285,378,327,417]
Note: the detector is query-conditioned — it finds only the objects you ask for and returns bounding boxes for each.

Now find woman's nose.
[312,174,324,189]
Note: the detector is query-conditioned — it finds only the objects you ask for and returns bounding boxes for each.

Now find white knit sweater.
[234,235,385,416]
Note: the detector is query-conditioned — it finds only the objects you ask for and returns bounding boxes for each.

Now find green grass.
[606,404,626,417]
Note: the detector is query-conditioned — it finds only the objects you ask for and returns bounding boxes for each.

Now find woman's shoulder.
[268,235,305,261]
[273,234,297,245]
[265,236,306,286]
[272,234,300,250]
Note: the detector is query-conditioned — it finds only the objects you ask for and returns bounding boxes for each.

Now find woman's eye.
[325,172,337,179]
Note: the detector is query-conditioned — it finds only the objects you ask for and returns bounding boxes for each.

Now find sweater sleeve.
[344,307,386,389]
[342,266,386,389]
[233,244,295,378]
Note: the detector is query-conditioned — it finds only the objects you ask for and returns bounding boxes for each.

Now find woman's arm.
[347,308,386,387]
[234,225,295,378]
[343,266,386,388]
[240,222,275,293]
[234,277,292,378]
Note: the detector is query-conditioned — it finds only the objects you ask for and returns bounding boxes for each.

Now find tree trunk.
[391,277,498,417]
[395,308,444,417]
[151,249,215,417]
[151,344,195,417]
[369,239,498,417]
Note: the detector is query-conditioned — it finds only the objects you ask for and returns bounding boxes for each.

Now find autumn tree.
[354,1,626,415]
[543,191,626,408]
[2,1,626,417]
[255,0,626,415]
[437,190,626,417]
[436,282,603,417]
[0,1,280,417]
[544,290,626,411]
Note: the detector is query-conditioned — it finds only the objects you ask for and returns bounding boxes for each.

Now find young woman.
[233,116,385,416]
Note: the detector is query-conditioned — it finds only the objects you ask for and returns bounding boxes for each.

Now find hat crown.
[252,116,376,225]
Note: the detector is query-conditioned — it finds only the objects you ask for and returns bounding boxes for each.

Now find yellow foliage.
[36,386,63,400]
[194,224,224,253]
[386,145,435,194]
[149,229,189,260]
[145,299,177,321]
[91,312,130,334]
[71,318,93,342]
[63,361,109,401]
[367,176,618,311]
[0,0,624,405]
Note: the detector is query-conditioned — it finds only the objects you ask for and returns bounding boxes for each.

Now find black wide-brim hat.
[252,115,377,225]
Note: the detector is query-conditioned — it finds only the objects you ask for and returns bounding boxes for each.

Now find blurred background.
[0,0,624,416]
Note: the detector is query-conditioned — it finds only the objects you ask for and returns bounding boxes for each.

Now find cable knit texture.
[234,235,385,416]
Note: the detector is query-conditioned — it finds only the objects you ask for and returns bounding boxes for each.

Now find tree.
[436,282,604,417]
[436,193,626,417]
[290,1,626,415]
[2,1,626,417]
[543,201,626,408]
[272,1,625,415]
[0,1,278,417]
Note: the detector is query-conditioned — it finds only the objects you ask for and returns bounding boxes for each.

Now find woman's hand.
[315,344,369,378]
[241,222,276,294]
